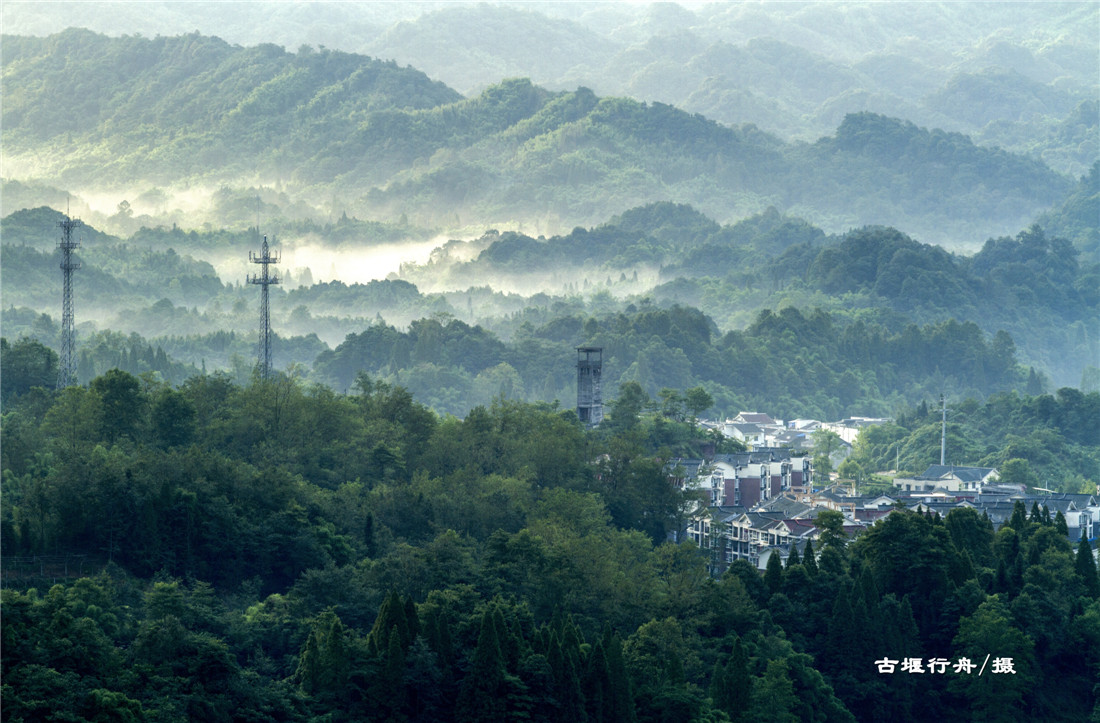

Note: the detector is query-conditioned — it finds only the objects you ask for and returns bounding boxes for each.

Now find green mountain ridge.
[4,198,1096,396]
[1,31,1077,244]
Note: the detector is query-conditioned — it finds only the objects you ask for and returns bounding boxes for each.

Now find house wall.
[740,477,762,508]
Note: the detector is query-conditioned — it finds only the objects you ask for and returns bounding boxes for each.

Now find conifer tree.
[750,659,799,723]
[765,551,784,595]
[369,589,410,651]
[605,632,635,723]
[553,632,587,722]
[456,608,506,723]
[1007,500,1028,531]
[1055,511,1069,537]
[295,628,322,694]
[379,627,407,719]
[584,640,611,722]
[712,637,751,721]
[1075,536,1099,598]
[323,614,349,692]
[803,539,818,576]
[786,544,801,568]
[994,557,1009,594]
[494,606,520,672]
[404,594,420,641]
[824,587,856,677]
[858,567,880,626]
[710,659,729,713]
[295,611,349,701]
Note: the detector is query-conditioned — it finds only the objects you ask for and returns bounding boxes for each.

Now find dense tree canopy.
[2,365,1097,721]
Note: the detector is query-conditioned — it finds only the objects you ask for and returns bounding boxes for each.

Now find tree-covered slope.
[355,2,1097,175]
[2,363,1098,721]
[2,29,461,182]
[2,31,1077,243]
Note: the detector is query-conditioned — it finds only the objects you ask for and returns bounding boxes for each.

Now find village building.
[892,464,1000,494]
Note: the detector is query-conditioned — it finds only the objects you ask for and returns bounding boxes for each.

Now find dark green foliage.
[944,507,995,568]
[949,597,1036,723]
[1,337,58,401]
[711,637,751,721]
[765,551,784,596]
[1077,537,1100,599]
[151,388,196,448]
[1,338,1096,722]
[802,539,819,576]
[90,368,145,442]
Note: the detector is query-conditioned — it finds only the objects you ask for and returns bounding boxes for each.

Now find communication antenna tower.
[940,394,947,466]
[57,214,83,388]
[247,235,281,377]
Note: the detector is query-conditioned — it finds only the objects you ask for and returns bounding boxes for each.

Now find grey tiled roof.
[919,465,996,482]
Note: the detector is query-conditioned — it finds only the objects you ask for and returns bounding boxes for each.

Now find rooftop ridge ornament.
[57,214,83,388]
[247,234,281,378]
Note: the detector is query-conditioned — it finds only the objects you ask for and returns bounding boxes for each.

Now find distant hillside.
[355,2,1097,175]
[1,31,1075,243]
[5,3,1096,178]
[2,29,461,183]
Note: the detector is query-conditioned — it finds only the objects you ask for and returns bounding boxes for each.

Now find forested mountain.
[2,31,1077,243]
[8,2,1093,179]
[393,204,1096,390]
[2,29,460,183]
[2,5,1098,722]
[4,199,1095,394]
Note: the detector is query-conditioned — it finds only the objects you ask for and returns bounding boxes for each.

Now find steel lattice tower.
[56,216,83,388]
[247,235,281,377]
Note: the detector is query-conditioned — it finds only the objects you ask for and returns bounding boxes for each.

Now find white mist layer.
[209,237,448,287]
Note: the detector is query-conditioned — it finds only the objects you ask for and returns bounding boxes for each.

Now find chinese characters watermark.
[875,654,1015,675]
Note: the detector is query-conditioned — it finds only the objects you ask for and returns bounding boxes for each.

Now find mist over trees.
[5,2,1095,176]
[1,29,1082,243]
[2,3,1098,721]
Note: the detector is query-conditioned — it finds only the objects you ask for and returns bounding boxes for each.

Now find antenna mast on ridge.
[940,394,947,466]
[57,214,83,388]
[247,234,281,378]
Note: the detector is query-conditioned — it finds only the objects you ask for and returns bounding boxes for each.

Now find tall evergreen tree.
[765,551,784,596]
[378,627,407,720]
[1075,537,1099,598]
[404,595,420,641]
[1055,511,1069,537]
[584,640,611,722]
[456,608,507,723]
[605,633,636,723]
[1006,500,1028,531]
[369,590,410,652]
[750,659,799,723]
[803,539,819,576]
[711,637,751,722]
